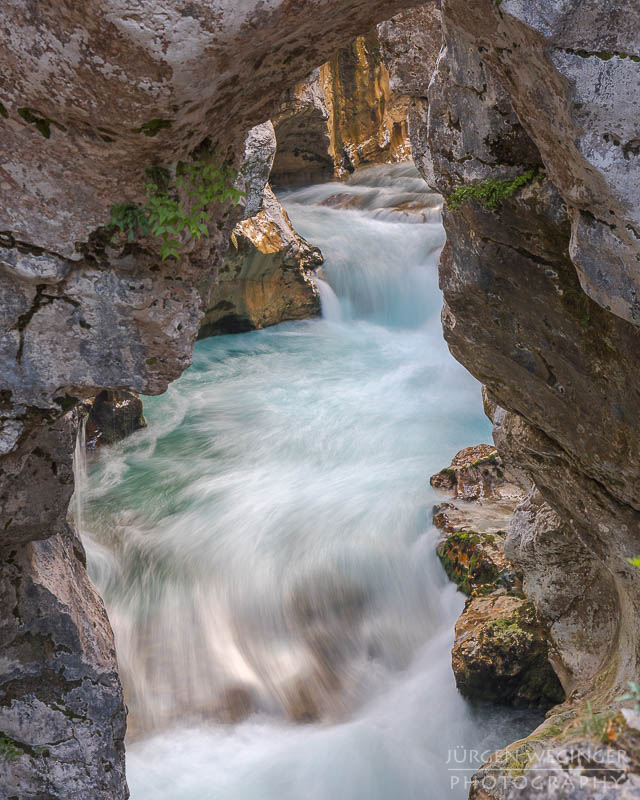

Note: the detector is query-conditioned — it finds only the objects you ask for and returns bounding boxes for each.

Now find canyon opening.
[2,3,640,800]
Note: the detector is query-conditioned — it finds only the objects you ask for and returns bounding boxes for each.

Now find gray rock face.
[238,121,278,219]
[0,526,127,800]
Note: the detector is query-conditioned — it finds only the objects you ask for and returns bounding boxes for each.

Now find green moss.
[437,530,510,596]
[567,48,640,62]
[0,734,24,762]
[447,170,537,211]
[0,102,8,119]
[18,107,51,138]
[145,357,157,366]
[135,119,173,137]
[468,451,499,468]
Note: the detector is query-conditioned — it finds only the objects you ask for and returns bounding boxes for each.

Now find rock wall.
[382,0,640,795]
[199,185,322,336]
[200,121,322,337]
[271,27,412,186]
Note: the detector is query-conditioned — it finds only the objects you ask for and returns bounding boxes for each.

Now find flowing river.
[76,163,538,799]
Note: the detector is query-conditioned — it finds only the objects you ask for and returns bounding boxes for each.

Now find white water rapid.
[76,163,539,799]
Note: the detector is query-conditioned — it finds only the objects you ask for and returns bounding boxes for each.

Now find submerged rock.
[85,389,146,448]
[452,592,564,709]
[208,685,255,725]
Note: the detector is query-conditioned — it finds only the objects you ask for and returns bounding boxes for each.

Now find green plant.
[626,556,640,568]
[0,734,24,762]
[447,169,537,210]
[134,119,173,137]
[580,700,615,742]
[109,159,244,260]
[617,681,640,711]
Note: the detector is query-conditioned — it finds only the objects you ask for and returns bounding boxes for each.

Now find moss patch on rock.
[436,529,520,596]
[453,593,565,709]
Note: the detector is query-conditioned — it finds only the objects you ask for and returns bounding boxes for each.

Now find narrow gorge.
[1,2,639,799]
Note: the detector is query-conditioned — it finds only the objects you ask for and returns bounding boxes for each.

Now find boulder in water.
[85,390,146,448]
[430,444,507,500]
[436,530,521,597]
[452,592,564,709]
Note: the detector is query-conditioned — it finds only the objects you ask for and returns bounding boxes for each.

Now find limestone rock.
[452,591,565,709]
[436,529,521,597]
[377,4,443,97]
[271,27,414,185]
[200,186,322,337]
[271,71,334,187]
[430,444,507,500]
[85,390,147,448]
[0,527,127,800]
[237,121,278,219]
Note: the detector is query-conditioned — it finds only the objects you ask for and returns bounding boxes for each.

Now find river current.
[76,163,537,799]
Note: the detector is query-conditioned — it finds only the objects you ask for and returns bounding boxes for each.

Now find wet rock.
[200,186,322,337]
[281,676,323,724]
[210,685,255,725]
[430,444,507,500]
[85,389,146,448]
[436,529,521,597]
[453,591,564,709]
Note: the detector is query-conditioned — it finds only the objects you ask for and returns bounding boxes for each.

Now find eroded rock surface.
[453,592,564,709]
[85,390,147,448]
[200,185,322,336]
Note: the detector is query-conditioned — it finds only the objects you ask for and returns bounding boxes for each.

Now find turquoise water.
[78,164,537,799]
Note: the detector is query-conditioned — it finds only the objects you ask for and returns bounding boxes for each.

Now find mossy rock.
[453,593,565,709]
[436,529,520,596]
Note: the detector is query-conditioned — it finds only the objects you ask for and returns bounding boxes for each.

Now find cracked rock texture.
[384,0,640,795]
[0,522,127,800]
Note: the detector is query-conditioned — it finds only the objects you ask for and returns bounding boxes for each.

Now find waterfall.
[79,163,539,799]
[72,413,88,537]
